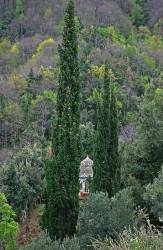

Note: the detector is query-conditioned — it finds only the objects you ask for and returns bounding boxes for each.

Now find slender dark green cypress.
[92,61,120,197]
[42,0,81,240]
[92,61,111,194]
[110,88,120,196]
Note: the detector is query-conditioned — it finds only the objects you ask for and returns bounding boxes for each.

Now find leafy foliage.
[22,231,80,250]
[130,4,145,28]
[92,221,163,250]
[0,193,19,250]
[133,86,163,184]
[16,0,25,21]
[33,38,56,58]
[8,74,27,90]
[97,26,126,43]
[144,167,163,222]
[80,122,94,159]
[1,144,44,218]
[88,65,117,81]
[79,189,143,247]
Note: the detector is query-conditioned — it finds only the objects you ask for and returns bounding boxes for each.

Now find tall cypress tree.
[109,88,120,196]
[92,61,120,197]
[92,61,111,194]
[42,0,81,240]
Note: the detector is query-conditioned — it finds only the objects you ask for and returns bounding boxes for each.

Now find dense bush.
[92,221,163,250]
[144,167,163,222]
[0,193,19,250]
[0,144,45,218]
[22,231,80,250]
[79,189,144,247]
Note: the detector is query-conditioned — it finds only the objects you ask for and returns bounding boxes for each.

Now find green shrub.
[0,193,19,250]
[144,167,163,222]
[79,189,143,247]
[92,221,163,250]
[126,44,138,55]
[97,27,108,38]
[107,26,125,43]
[97,26,125,43]
[135,75,150,96]
[1,144,44,218]
[22,231,80,250]
[127,32,137,44]
[142,55,156,71]
[145,35,163,49]
[0,39,11,54]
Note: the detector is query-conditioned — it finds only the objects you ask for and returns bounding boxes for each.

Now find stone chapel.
[79,156,93,199]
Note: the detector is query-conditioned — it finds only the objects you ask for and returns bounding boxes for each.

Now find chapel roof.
[80,156,93,178]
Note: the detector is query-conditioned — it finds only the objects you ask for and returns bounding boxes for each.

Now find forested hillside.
[0,0,163,249]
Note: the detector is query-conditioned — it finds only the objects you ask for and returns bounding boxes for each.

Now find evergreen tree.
[110,88,120,195]
[42,0,81,240]
[130,4,145,28]
[25,67,42,98]
[27,67,35,85]
[92,61,111,194]
[133,86,163,184]
[92,61,120,197]
[15,0,24,37]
